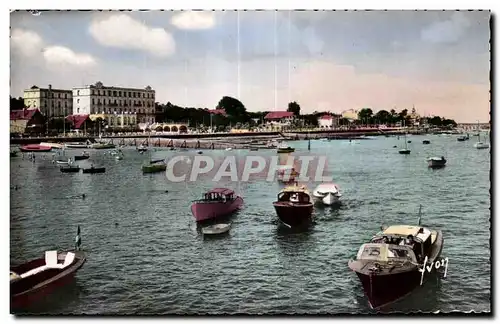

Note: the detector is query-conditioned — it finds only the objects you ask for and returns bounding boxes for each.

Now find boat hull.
[10,251,86,310]
[60,167,80,173]
[73,155,90,161]
[82,168,105,174]
[398,149,411,155]
[313,193,340,206]
[191,197,243,222]
[19,145,52,152]
[273,202,313,227]
[428,160,446,168]
[351,267,421,309]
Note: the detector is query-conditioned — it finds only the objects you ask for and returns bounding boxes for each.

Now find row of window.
[29,92,71,99]
[26,100,69,109]
[75,89,154,99]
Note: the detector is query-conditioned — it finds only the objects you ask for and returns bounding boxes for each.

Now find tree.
[10,96,25,111]
[357,108,374,125]
[217,96,247,118]
[374,109,390,125]
[287,101,301,116]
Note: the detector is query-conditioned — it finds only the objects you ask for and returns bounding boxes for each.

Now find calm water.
[10,135,491,314]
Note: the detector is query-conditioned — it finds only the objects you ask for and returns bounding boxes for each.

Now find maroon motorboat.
[19,144,52,152]
[10,226,86,310]
[347,210,444,309]
[272,184,314,227]
[190,188,244,222]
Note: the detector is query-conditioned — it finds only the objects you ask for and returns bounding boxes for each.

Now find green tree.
[374,109,390,125]
[287,101,301,116]
[217,96,247,117]
[357,108,374,125]
[10,96,25,111]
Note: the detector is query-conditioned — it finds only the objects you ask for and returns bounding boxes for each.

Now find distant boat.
[65,142,89,149]
[201,223,231,235]
[422,140,431,145]
[137,145,148,153]
[273,184,313,228]
[60,165,80,173]
[91,142,115,149]
[40,142,65,149]
[142,163,166,173]
[20,144,52,152]
[74,152,90,160]
[225,147,233,151]
[312,183,342,206]
[82,166,106,174]
[10,227,86,309]
[457,134,469,142]
[427,156,447,168]
[277,144,295,154]
[190,188,243,222]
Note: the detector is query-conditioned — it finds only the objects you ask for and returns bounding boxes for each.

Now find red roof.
[264,111,294,120]
[10,109,39,120]
[208,109,227,116]
[207,188,235,195]
[66,114,90,129]
[319,114,333,120]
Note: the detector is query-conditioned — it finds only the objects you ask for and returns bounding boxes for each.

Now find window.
[77,99,80,104]
[92,98,95,105]
[113,91,117,96]
[128,91,131,97]
[77,108,80,113]
[119,91,122,97]
[77,90,80,96]
[104,99,106,105]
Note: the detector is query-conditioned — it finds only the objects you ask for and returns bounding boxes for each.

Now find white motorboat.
[427,156,447,168]
[474,142,490,149]
[65,142,89,149]
[225,147,233,151]
[201,223,231,235]
[312,183,342,206]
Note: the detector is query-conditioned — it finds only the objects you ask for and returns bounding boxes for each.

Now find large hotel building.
[71,81,156,125]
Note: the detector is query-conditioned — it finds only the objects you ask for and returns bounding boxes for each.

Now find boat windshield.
[203,193,233,202]
[356,243,417,263]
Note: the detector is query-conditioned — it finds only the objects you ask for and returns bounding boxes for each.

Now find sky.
[10,10,491,123]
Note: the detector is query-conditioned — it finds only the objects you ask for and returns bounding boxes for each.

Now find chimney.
[48,84,52,90]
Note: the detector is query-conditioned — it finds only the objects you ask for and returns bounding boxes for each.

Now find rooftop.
[264,111,294,120]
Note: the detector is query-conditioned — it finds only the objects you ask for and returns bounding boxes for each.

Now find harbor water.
[10,135,491,314]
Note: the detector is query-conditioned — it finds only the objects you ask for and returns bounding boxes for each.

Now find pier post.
[196,140,200,149]
[308,139,311,151]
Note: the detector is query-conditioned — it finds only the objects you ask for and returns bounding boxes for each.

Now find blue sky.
[10,10,490,122]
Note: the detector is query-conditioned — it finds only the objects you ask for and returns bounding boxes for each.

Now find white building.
[263,111,295,130]
[318,114,339,128]
[23,85,73,118]
[72,81,156,124]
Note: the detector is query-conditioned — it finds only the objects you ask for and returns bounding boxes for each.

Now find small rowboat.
[10,226,86,310]
[201,223,231,235]
[60,165,80,173]
[82,166,106,174]
[19,144,52,152]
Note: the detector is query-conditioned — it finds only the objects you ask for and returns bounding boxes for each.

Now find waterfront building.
[151,122,189,133]
[72,81,156,125]
[23,85,73,118]
[341,109,358,121]
[264,111,295,130]
[89,113,138,130]
[318,113,340,128]
[66,114,93,132]
[10,108,45,134]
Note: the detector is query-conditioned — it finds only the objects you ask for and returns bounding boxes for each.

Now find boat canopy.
[314,183,339,194]
[356,243,418,263]
[202,188,235,201]
[207,188,235,196]
[382,225,431,243]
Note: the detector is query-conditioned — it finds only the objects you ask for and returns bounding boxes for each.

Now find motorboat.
[277,144,295,154]
[10,226,86,309]
[137,145,148,153]
[225,147,233,151]
[40,142,65,149]
[457,135,469,142]
[55,158,72,165]
[348,207,444,309]
[190,188,243,222]
[398,149,411,155]
[312,183,342,205]
[82,166,106,174]
[474,142,490,149]
[19,144,52,152]
[422,140,431,145]
[427,156,447,168]
[65,142,89,149]
[60,165,80,173]
[201,223,231,235]
[273,184,313,228]
[74,152,90,161]
[142,162,166,173]
[91,142,116,149]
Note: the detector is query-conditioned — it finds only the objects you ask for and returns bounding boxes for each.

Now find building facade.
[264,111,295,130]
[89,113,138,130]
[318,114,340,128]
[72,81,156,125]
[23,85,73,118]
[341,109,358,121]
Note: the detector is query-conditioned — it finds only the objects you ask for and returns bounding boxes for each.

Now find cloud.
[89,14,175,57]
[43,46,96,67]
[11,28,97,68]
[421,12,472,44]
[171,11,215,30]
[10,28,44,56]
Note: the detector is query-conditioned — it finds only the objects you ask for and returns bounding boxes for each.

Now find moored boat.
[60,165,80,173]
[190,188,243,222]
[142,163,166,173]
[427,156,447,168]
[277,144,295,154]
[474,142,490,149]
[74,152,90,160]
[40,142,65,149]
[422,140,431,145]
[201,223,231,235]
[65,142,89,149]
[348,207,444,309]
[457,135,469,141]
[20,144,52,152]
[91,142,115,149]
[273,184,313,227]
[82,166,106,174]
[10,226,86,309]
[137,145,148,153]
[312,183,342,205]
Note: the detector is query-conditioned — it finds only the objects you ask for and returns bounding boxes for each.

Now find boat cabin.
[370,225,434,262]
[201,188,236,203]
[277,186,311,204]
[356,243,418,264]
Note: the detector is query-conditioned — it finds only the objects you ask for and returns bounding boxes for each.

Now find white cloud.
[171,11,215,30]
[10,28,44,56]
[43,46,96,67]
[89,14,175,57]
[421,12,472,44]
